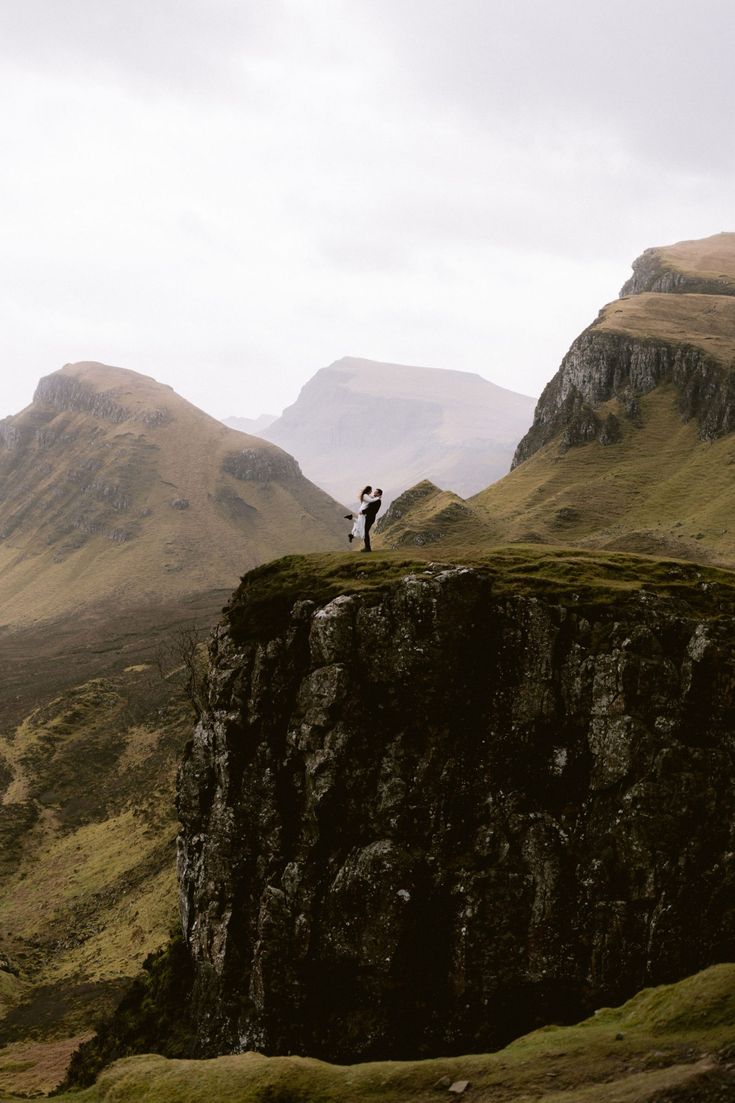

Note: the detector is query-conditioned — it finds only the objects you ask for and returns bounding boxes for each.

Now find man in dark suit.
[360,488,382,552]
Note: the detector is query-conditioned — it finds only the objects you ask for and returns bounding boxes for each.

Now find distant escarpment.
[176,553,735,1064]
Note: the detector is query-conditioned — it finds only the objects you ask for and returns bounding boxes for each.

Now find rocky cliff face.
[512,331,735,467]
[620,248,735,297]
[619,233,735,297]
[33,371,172,426]
[513,233,735,469]
[177,560,735,1063]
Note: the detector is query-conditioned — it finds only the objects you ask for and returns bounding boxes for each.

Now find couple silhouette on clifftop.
[346,485,382,552]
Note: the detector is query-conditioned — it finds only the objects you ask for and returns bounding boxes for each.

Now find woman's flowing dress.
[351,497,368,540]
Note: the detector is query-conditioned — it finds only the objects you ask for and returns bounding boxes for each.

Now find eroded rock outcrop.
[620,246,735,297]
[177,563,735,1062]
[221,448,301,483]
[34,373,172,427]
[512,331,735,467]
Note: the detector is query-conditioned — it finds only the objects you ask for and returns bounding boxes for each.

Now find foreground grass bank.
[22,964,735,1103]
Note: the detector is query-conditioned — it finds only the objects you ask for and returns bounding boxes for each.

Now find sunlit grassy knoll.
[35,964,735,1103]
[0,810,172,956]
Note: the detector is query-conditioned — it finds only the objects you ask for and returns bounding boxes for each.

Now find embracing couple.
[346,485,382,553]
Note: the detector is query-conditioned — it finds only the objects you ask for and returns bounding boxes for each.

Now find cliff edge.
[174,551,735,1062]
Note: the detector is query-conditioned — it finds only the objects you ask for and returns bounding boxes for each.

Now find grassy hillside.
[26,963,735,1102]
[467,385,735,565]
[0,360,334,1091]
[0,594,223,1096]
[377,388,735,566]
[0,362,344,626]
[657,232,735,285]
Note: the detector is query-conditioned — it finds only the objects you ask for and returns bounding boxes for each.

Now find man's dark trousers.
[362,497,381,551]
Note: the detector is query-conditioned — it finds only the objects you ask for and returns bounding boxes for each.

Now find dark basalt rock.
[176,566,735,1063]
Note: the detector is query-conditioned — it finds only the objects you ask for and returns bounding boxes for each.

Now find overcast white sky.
[0,0,733,422]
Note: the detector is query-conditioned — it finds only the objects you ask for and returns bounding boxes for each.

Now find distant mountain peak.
[260,356,535,506]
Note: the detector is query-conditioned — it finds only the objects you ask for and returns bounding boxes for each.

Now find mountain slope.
[259,356,535,506]
[0,362,343,625]
[379,233,735,565]
[0,591,223,1095]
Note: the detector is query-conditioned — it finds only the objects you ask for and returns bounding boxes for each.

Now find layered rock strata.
[177,565,735,1062]
[513,233,735,468]
[513,333,734,467]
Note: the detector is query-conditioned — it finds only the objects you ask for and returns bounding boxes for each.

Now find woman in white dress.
[348,485,372,544]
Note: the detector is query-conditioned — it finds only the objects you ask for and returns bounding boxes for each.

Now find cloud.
[0,0,276,94]
[369,0,735,172]
[0,1,732,426]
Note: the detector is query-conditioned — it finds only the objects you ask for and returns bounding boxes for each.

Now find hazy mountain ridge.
[258,356,535,506]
